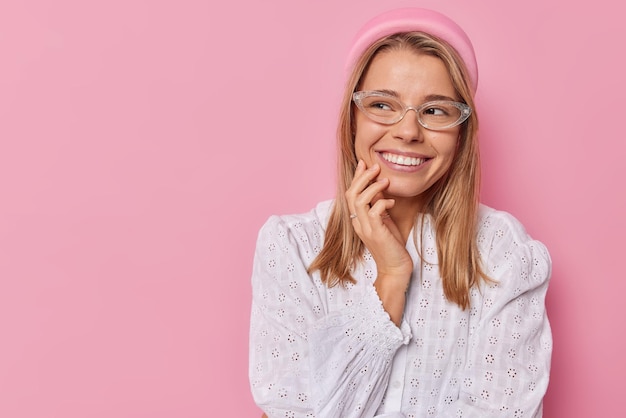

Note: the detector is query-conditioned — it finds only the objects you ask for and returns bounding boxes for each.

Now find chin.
[385,187,427,200]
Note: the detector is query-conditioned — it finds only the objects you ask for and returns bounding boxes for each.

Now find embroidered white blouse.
[249,200,552,418]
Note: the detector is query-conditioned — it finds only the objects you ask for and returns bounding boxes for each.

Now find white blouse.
[249,200,552,418]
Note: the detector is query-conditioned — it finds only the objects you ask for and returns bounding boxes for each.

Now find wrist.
[373,280,407,326]
[374,271,411,293]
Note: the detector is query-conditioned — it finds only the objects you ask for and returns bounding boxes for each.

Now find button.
[392,380,402,389]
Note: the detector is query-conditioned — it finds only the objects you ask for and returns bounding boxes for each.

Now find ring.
[349,213,357,219]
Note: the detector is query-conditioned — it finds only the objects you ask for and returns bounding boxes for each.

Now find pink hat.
[346,8,478,94]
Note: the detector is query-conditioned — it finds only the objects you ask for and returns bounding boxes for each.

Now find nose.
[391,108,423,142]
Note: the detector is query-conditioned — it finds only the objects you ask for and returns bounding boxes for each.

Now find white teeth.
[382,152,425,166]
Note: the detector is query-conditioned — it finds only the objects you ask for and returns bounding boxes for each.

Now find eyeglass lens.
[358,94,467,128]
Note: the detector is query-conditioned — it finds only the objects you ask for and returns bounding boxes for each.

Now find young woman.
[250,8,551,418]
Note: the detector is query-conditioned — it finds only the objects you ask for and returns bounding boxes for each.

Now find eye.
[422,106,450,117]
[368,100,396,112]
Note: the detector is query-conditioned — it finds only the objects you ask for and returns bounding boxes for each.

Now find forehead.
[360,48,457,99]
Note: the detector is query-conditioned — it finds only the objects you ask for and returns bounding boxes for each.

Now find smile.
[381,152,428,167]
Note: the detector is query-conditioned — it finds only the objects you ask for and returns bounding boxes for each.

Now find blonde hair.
[308,32,488,309]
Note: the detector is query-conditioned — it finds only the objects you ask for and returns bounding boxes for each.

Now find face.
[353,48,461,205]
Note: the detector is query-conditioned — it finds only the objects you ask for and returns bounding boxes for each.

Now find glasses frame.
[352,90,472,130]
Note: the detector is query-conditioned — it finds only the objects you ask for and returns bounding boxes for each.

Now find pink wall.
[0,0,623,416]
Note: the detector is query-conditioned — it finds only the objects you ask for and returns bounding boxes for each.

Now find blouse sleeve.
[439,210,553,418]
[249,215,411,418]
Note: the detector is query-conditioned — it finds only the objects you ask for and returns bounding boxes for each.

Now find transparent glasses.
[352,91,472,130]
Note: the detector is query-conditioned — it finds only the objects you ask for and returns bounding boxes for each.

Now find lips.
[380,152,429,167]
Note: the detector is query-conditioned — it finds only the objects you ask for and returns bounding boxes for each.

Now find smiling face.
[353,47,461,207]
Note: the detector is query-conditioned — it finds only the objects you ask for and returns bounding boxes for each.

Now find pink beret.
[346,8,478,94]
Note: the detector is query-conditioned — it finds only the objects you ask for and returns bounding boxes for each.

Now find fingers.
[345,160,398,235]
[369,197,395,220]
[348,160,379,198]
[346,161,388,215]
[345,161,412,283]
[354,179,390,219]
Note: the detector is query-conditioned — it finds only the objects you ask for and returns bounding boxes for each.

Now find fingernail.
[368,164,379,171]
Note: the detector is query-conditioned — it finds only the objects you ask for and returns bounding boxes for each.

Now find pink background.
[0,0,623,417]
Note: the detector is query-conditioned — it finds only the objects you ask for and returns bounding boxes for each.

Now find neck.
[387,195,425,243]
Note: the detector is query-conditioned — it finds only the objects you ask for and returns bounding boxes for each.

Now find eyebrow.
[371,89,458,102]
[424,94,458,102]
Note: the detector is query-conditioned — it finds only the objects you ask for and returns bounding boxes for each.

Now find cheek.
[352,134,369,161]
[444,144,459,166]
[433,136,460,170]
[428,131,458,153]
[353,119,384,158]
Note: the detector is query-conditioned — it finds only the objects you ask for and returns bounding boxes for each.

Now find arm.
[439,211,552,417]
[249,215,411,418]
[345,161,414,326]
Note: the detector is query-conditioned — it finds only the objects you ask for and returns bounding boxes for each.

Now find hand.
[345,160,413,292]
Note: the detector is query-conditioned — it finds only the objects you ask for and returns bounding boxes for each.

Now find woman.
[250,8,551,418]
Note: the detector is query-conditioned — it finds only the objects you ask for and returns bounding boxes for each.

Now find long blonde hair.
[308,32,488,309]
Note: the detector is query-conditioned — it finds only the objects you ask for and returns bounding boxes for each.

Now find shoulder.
[477,204,534,240]
[259,199,333,238]
[477,204,551,280]
[256,200,334,265]
[477,204,547,246]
